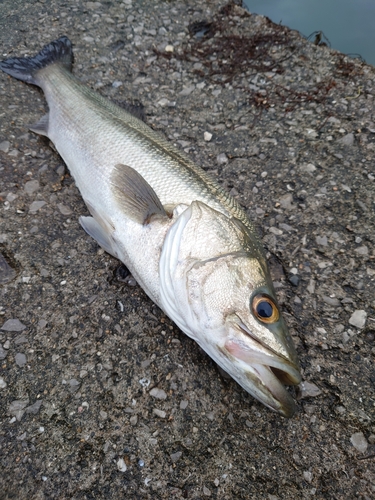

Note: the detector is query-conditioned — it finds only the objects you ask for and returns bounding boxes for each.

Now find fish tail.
[0,36,73,87]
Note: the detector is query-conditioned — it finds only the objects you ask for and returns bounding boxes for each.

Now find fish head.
[160,201,301,417]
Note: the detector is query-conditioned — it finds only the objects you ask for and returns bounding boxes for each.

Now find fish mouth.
[223,319,301,418]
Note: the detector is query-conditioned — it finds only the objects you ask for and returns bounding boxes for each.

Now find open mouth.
[223,318,301,417]
[250,363,300,418]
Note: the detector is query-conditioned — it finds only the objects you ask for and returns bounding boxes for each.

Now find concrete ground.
[0,1,374,498]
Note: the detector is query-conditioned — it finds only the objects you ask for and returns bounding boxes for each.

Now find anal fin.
[29,113,49,137]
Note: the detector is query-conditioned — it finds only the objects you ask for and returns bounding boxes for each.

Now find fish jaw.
[221,318,301,417]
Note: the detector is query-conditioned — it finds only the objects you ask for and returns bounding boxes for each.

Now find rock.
[322,296,341,306]
[0,346,8,360]
[354,245,368,255]
[25,400,42,414]
[29,200,46,213]
[1,318,26,332]
[15,353,27,367]
[117,458,127,472]
[203,486,212,496]
[300,163,316,173]
[289,274,300,287]
[180,400,188,409]
[0,140,10,153]
[338,133,354,146]
[217,153,228,165]
[350,432,368,453]
[349,310,367,329]
[0,376,7,389]
[153,408,166,418]
[24,180,40,195]
[316,235,328,246]
[69,379,80,392]
[149,387,167,399]
[303,471,313,483]
[170,451,182,462]
[278,193,294,210]
[179,85,195,96]
[112,80,123,88]
[204,131,213,141]
[57,203,72,215]
[297,381,322,399]
[8,398,29,421]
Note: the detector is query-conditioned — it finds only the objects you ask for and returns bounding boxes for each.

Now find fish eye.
[252,294,279,323]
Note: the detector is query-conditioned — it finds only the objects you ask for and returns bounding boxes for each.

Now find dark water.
[244,0,375,66]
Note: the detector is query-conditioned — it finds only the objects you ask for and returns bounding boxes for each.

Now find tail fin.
[0,36,73,87]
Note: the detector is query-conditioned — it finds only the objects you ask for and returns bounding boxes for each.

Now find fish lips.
[224,321,301,418]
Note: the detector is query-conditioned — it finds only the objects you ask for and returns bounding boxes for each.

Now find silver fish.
[0,37,301,416]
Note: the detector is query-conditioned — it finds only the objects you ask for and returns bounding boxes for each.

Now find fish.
[0,37,301,417]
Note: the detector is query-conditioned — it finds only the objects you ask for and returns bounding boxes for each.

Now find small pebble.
[0,140,10,153]
[149,388,167,400]
[24,180,40,195]
[322,296,341,307]
[180,400,188,409]
[349,310,367,329]
[300,163,316,173]
[153,408,166,419]
[289,275,300,287]
[339,133,354,146]
[15,353,27,367]
[354,245,368,255]
[170,451,182,463]
[9,398,29,421]
[0,376,7,389]
[303,471,313,483]
[100,410,108,420]
[204,131,212,141]
[1,318,26,332]
[130,415,138,426]
[217,153,228,165]
[57,203,72,215]
[203,486,212,496]
[25,400,42,415]
[0,346,8,360]
[297,381,322,399]
[29,200,46,213]
[117,458,127,472]
[69,379,80,392]
[350,432,368,453]
[316,235,328,246]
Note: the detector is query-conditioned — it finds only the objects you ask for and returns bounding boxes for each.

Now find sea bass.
[0,37,301,416]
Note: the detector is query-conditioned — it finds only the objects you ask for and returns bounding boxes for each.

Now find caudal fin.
[0,36,73,87]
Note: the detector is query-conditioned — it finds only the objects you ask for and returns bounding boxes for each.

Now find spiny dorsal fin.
[111,164,167,225]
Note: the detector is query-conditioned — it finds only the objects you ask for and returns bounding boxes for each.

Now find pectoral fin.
[111,164,167,224]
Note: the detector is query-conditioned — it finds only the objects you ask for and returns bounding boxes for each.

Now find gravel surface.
[0,1,374,499]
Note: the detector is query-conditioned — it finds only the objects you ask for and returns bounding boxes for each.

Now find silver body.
[0,40,301,417]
